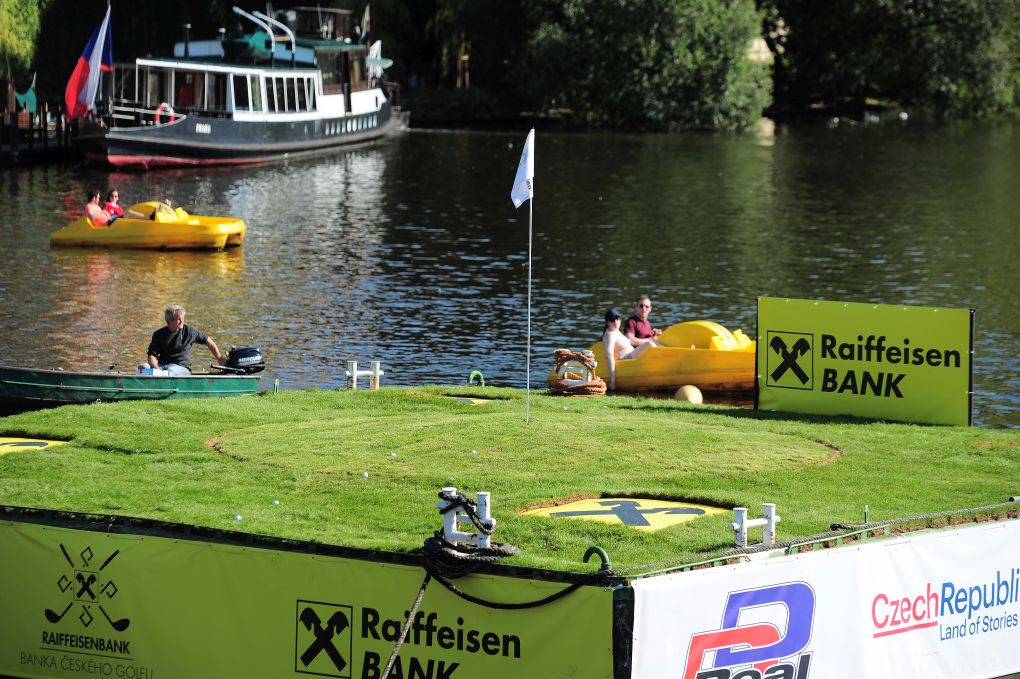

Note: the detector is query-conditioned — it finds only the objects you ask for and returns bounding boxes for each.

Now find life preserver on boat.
[155,102,175,124]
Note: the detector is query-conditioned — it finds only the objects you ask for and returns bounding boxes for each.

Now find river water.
[0,121,1016,427]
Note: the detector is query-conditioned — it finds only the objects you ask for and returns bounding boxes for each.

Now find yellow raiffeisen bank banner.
[757,297,973,425]
[0,519,613,678]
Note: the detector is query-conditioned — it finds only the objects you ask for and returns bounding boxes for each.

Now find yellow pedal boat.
[50,201,245,250]
[548,320,756,393]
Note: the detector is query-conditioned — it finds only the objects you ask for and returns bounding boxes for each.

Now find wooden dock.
[0,102,68,165]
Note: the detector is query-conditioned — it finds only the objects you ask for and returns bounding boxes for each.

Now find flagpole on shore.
[510,129,535,423]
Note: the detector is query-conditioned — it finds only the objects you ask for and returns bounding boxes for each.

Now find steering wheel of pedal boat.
[155,102,175,124]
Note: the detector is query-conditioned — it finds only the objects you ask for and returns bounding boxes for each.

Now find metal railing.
[110,103,191,128]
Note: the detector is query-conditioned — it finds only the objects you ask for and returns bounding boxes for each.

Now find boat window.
[145,70,166,107]
[177,72,197,110]
[351,55,364,85]
[232,74,250,110]
[306,78,316,111]
[252,76,264,111]
[269,77,281,112]
[321,53,344,94]
[112,64,135,101]
[206,73,226,112]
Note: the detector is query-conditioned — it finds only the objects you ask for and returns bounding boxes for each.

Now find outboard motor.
[225,346,266,374]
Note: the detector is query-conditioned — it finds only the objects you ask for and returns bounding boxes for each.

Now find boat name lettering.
[361,607,521,658]
[194,123,211,135]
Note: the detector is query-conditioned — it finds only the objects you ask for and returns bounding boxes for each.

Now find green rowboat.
[0,365,260,411]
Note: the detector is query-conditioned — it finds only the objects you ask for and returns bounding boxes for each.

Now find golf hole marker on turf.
[0,437,68,454]
[523,498,725,532]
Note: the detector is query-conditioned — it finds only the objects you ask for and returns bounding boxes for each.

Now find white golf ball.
[271,500,280,505]
[233,515,242,521]
[361,471,369,478]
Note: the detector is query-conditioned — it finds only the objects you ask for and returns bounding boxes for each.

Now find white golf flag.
[510,128,535,208]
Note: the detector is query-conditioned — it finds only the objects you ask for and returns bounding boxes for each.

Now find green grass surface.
[0,387,1016,573]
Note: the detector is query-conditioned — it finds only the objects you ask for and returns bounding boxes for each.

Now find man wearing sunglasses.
[624,295,663,348]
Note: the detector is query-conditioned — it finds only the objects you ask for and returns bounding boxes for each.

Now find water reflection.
[42,249,246,371]
[0,123,1016,426]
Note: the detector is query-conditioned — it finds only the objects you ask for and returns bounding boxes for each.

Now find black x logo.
[552,500,704,527]
[769,335,811,384]
[299,607,349,672]
[75,572,97,601]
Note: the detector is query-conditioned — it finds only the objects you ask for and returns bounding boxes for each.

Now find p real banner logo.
[683,582,815,679]
[757,298,973,426]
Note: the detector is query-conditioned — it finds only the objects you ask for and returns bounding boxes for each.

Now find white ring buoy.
[155,102,175,124]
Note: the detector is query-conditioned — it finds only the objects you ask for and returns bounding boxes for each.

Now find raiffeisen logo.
[870,569,1020,641]
[683,582,815,679]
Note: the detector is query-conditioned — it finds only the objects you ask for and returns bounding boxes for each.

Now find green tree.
[523,0,771,130]
[763,0,1020,117]
[0,0,46,79]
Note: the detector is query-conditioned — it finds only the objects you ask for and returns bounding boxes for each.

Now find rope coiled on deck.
[381,489,597,677]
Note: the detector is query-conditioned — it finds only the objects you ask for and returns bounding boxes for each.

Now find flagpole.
[509,128,535,423]
[526,197,533,423]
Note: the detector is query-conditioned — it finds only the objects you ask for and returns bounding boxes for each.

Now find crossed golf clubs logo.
[46,543,130,632]
[297,602,351,676]
[767,332,813,388]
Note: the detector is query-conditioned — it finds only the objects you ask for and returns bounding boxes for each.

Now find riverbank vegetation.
[0,388,1016,572]
[10,0,1020,129]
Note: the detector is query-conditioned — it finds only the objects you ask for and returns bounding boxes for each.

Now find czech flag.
[64,6,113,121]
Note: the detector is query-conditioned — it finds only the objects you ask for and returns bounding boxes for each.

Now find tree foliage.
[763,0,1020,117]
[21,0,1020,122]
[0,0,46,77]
[521,0,771,129]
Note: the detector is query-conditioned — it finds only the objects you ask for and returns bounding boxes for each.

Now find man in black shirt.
[147,304,223,375]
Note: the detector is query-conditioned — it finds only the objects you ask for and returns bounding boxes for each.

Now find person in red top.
[623,295,663,348]
[103,189,125,219]
[84,190,111,226]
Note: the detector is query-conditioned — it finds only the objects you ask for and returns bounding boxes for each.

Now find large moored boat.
[71,6,407,170]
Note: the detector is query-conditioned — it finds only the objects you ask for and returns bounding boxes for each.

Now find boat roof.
[136,56,322,75]
[287,6,352,15]
[294,36,368,52]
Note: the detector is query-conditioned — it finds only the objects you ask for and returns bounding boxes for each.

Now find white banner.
[632,520,1020,679]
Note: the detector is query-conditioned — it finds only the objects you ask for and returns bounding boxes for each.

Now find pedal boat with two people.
[50,201,246,250]
[549,320,756,393]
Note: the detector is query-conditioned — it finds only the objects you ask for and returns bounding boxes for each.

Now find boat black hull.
[73,103,407,170]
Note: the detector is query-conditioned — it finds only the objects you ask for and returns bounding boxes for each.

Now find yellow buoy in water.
[674,384,703,404]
